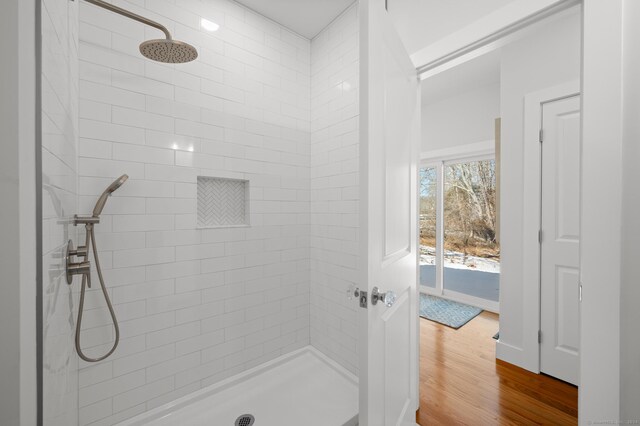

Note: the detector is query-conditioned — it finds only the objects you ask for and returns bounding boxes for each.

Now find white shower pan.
[117,347,358,426]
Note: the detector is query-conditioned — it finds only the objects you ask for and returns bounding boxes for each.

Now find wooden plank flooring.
[417,312,578,425]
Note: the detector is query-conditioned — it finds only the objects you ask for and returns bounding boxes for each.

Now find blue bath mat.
[419,294,482,329]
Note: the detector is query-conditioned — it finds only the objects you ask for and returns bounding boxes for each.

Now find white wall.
[581,0,640,422]
[496,11,580,363]
[620,0,640,419]
[310,3,360,374]
[41,0,81,424]
[421,82,499,153]
[76,0,311,424]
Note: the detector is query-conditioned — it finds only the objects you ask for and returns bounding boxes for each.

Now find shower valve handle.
[65,240,91,285]
[69,245,88,258]
[67,261,91,284]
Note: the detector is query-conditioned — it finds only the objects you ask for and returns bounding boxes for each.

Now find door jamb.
[519,81,580,373]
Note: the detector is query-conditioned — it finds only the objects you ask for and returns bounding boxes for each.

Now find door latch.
[347,286,368,309]
[359,291,368,309]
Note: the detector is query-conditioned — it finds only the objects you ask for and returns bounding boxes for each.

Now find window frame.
[418,143,499,313]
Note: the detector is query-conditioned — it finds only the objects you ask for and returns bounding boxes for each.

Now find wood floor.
[417,312,578,425]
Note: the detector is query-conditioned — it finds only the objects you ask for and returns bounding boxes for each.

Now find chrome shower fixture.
[93,173,128,216]
[84,0,198,63]
[67,174,129,362]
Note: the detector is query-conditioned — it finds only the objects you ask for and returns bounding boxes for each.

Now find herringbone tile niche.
[197,176,249,228]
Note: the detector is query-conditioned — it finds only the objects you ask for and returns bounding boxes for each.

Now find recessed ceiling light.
[201,18,219,32]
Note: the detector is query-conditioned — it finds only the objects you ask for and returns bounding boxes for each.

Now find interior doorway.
[418,48,502,315]
[416,4,582,422]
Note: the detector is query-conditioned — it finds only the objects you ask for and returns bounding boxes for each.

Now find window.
[419,158,500,308]
[419,167,437,288]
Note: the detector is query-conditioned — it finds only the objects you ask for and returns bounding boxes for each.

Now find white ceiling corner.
[387,0,518,55]
[234,0,355,39]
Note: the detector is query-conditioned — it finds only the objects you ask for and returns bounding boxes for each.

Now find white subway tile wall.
[309,4,360,374]
[77,0,312,424]
[42,0,80,424]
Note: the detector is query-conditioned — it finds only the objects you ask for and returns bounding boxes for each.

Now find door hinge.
[539,129,544,143]
[538,229,542,244]
[579,283,583,302]
[538,330,542,343]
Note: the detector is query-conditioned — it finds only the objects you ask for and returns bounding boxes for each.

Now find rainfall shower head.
[84,0,198,64]
[92,174,128,217]
[139,39,198,64]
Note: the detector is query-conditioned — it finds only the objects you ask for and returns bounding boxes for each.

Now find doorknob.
[371,287,397,307]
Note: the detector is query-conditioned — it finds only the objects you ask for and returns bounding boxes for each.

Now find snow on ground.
[420,246,500,273]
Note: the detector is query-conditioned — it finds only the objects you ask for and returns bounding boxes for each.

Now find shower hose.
[75,223,120,362]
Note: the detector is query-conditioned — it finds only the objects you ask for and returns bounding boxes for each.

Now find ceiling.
[387,0,517,55]
[234,0,518,47]
[421,49,501,105]
[234,0,355,39]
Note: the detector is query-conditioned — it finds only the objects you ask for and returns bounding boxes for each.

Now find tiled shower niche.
[197,176,250,228]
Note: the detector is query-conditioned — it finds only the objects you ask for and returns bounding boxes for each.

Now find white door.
[540,95,581,386]
[359,0,420,424]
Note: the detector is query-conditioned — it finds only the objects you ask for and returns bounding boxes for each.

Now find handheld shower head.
[92,174,128,217]
[72,175,127,362]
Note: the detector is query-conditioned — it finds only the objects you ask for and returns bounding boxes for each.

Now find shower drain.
[235,414,255,426]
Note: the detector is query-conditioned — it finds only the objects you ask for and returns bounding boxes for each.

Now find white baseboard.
[496,340,524,367]
[496,339,541,374]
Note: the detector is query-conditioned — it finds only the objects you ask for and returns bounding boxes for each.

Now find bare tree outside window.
[444,160,499,265]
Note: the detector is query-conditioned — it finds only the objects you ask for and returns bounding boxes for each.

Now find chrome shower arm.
[84,0,172,40]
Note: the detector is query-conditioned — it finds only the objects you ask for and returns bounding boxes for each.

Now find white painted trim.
[496,340,525,368]
[435,163,444,295]
[521,81,580,374]
[19,0,37,423]
[412,0,580,76]
[420,140,494,163]
[417,6,580,82]
[420,287,499,313]
[580,1,624,420]
[1,0,38,424]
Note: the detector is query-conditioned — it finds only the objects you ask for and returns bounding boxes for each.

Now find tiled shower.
[41,0,359,424]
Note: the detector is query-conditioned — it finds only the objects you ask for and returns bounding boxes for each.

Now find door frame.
[419,143,499,313]
[519,81,580,374]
